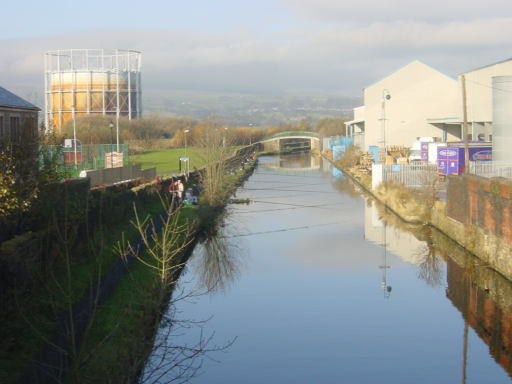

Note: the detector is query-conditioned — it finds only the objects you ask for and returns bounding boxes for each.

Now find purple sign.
[471,149,492,161]
[438,148,461,175]
[437,146,492,175]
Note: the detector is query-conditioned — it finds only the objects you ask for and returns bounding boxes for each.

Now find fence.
[372,163,438,189]
[62,143,129,169]
[41,144,130,177]
[469,161,512,179]
[84,163,156,187]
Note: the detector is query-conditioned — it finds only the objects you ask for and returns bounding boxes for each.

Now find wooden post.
[462,75,469,173]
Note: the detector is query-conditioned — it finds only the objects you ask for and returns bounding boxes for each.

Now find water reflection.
[148,153,512,383]
[442,237,512,379]
[416,243,444,288]
[363,182,512,380]
[263,153,321,171]
[331,172,362,199]
[364,201,429,266]
[192,218,246,293]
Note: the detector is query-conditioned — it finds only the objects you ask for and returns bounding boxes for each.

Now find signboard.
[437,146,492,175]
[420,142,429,163]
[104,152,124,168]
[471,149,492,162]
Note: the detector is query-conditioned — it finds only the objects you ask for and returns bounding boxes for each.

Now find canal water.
[144,154,512,384]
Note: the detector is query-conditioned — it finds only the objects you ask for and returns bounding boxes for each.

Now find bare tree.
[418,167,440,210]
[194,123,237,207]
[121,196,236,384]
[127,196,193,288]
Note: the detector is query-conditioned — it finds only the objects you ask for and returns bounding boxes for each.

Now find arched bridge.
[260,131,322,152]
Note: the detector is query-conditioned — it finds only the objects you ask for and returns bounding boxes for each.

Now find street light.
[184,129,190,177]
[109,120,114,168]
[249,123,253,145]
[184,129,190,159]
[116,109,120,152]
[72,103,77,168]
[380,89,391,163]
[223,126,228,148]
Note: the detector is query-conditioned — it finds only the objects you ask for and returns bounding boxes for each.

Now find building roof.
[0,86,40,111]
[460,57,512,75]
[364,59,457,90]
[345,118,365,125]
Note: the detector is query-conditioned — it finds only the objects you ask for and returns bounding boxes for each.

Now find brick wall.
[447,175,512,244]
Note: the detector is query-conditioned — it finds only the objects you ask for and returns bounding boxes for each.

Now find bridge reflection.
[263,154,321,174]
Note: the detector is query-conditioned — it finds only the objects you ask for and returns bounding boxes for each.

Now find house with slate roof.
[0,86,40,146]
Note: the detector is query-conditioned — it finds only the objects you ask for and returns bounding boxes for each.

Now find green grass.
[130,147,205,175]
[74,161,256,381]
[130,146,244,175]
[76,204,200,381]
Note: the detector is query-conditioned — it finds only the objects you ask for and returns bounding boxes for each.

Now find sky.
[1,0,512,103]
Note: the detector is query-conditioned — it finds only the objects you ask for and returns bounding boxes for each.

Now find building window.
[10,116,20,138]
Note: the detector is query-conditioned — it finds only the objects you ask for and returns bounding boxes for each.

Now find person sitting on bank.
[177,179,184,203]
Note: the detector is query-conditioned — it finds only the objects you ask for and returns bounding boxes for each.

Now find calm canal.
[145,154,512,384]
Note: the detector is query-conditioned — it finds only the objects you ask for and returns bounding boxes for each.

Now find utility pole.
[461,75,469,173]
[380,89,391,164]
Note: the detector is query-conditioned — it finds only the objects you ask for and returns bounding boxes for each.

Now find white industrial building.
[428,58,512,144]
[346,60,460,150]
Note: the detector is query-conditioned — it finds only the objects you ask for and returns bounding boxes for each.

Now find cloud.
[280,0,512,23]
[0,18,511,103]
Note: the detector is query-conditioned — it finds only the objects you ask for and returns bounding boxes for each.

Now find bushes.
[334,145,362,169]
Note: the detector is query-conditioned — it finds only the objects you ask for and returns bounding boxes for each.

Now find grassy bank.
[1,189,166,384]
[4,146,256,383]
[76,158,257,382]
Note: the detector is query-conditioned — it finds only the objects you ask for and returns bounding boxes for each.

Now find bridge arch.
[259,131,322,153]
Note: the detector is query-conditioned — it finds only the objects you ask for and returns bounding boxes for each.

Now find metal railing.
[373,163,438,189]
[469,161,512,179]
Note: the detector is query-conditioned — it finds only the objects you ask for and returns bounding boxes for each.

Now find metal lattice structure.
[44,49,142,131]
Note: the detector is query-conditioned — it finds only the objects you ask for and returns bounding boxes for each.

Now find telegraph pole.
[461,75,469,173]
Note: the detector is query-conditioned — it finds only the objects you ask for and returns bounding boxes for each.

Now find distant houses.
[346,58,512,157]
[0,86,40,146]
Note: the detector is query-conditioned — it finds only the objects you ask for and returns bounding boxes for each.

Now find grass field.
[130,147,242,175]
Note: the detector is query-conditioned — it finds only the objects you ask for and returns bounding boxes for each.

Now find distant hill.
[142,90,361,127]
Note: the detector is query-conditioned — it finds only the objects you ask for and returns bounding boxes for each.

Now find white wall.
[461,59,512,125]
[363,61,458,149]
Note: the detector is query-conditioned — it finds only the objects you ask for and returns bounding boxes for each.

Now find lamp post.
[184,129,189,159]
[109,120,114,168]
[116,109,120,152]
[380,89,391,163]
[223,126,228,149]
[249,123,253,145]
[72,103,77,168]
